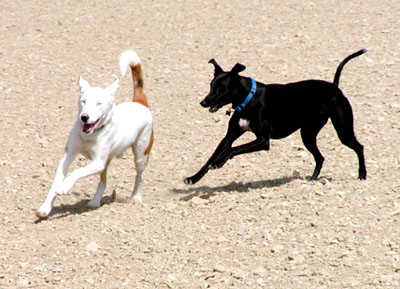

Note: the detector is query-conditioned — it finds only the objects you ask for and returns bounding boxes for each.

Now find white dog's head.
[78,76,119,134]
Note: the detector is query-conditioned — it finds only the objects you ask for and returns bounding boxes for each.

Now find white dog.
[36,50,154,218]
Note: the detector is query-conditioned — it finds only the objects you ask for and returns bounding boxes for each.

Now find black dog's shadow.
[173,175,302,201]
[34,194,115,223]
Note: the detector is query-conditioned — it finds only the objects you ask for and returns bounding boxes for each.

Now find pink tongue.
[83,123,95,133]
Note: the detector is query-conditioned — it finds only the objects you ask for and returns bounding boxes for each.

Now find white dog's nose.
[81,113,89,123]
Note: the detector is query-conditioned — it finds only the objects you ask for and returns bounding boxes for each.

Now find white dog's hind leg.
[36,151,76,218]
[88,161,110,208]
[129,152,148,203]
[129,126,153,203]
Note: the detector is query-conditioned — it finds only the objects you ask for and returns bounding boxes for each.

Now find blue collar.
[234,78,256,112]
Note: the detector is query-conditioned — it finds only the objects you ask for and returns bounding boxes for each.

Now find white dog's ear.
[79,76,91,92]
[106,76,119,97]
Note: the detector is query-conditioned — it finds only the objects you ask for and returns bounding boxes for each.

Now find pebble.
[213,264,226,273]
[85,278,95,285]
[254,267,268,276]
[17,279,29,287]
[216,236,228,243]
[86,241,100,252]
[288,254,306,264]
[191,196,209,206]
[271,244,284,253]
[167,274,177,281]
[318,178,331,185]
[231,270,245,280]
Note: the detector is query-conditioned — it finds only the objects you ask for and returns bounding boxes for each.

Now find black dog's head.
[200,59,246,113]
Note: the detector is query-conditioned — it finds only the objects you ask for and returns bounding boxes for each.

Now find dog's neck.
[229,77,256,115]
[98,104,115,131]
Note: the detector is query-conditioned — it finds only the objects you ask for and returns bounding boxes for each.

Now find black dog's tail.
[333,48,368,86]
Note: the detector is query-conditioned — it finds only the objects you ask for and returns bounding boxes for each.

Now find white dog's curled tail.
[119,50,148,106]
[119,50,140,76]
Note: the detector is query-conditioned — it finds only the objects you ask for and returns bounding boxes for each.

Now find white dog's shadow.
[34,193,114,222]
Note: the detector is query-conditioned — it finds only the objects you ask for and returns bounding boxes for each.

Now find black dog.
[185,49,367,185]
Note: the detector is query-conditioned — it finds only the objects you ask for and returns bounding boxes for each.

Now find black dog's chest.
[240,117,301,140]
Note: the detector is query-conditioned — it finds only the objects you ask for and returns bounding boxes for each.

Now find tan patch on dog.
[133,89,148,107]
[144,129,154,155]
[130,64,148,107]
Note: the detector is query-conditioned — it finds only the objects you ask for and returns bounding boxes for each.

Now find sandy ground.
[1,0,400,288]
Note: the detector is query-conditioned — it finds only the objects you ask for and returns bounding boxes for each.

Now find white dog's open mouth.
[82,119,99,134]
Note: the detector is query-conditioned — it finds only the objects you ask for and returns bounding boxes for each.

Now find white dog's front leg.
[87,161,110,208]
[56,160,106,195]
[36,152,76,218]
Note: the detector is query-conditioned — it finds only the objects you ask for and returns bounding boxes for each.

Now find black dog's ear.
[209,58,224,76]
[230,63,246,75]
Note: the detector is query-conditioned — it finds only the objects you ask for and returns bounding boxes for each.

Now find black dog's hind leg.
[229,135,270,159]
[184,117,245,185]
[330,97,367,180]
[300,116,329,181]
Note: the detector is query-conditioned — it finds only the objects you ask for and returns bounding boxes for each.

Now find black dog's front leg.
[184,117,244,185]
[184,137,231,184]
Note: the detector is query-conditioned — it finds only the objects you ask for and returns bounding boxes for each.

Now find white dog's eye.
[81,99,86,104]
[96,102,102,106]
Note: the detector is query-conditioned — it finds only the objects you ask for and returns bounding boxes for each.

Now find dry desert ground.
[1,0,400,288]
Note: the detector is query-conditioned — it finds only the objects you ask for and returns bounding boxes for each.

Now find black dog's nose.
[80,113,89,123]
[200,99,209,107]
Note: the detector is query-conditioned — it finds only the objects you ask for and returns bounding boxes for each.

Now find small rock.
[271,244,284,253]
[254,267,268,276]
[318,178,330,185]
[289,254,306,264]
[165,202,178,211]
[380,274,393,282]
[257,278,266,285]
[231,270,245,280]
[85,278,95,285]
[193,272,202,277]
[167,274,177,281]
[86,241,100,252]
[213,264,226,273]
[216,236,228,243]
[191,196,209,206]
[17,279,29,287]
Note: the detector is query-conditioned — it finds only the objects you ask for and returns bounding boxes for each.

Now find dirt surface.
[1,0,400,288]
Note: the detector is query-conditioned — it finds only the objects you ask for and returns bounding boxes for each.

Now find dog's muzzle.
[200,99,209,108]
[80,113,100,134]
[200,98,220,113]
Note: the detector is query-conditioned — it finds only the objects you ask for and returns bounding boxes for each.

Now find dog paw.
[184,173,204,185]
[184,176,200,185]
[358,169,367,180]
[128,194,143,204]
[87,200,101,208]
[36,206,51,218]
